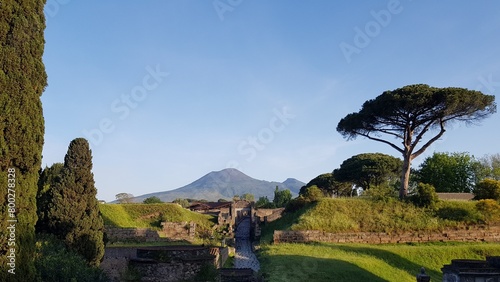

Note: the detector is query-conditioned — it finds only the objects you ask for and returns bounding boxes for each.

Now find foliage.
[241,193,255,202]
[434,201,483,224]
[0,0,48,279]
[337,84,496,198]
[34,234,108,282]
[273,198,497,234]
[273,187,292,208]
[36,163,64,233]
[476,199,500,223]
[172,198,190,208]
[333,153,402,190]
[302,185,325,201]
[40,138,105,267]
[408,183,439,208]
[116,193,135,203]
[99,203,215,231]
[256,196,275,208]
[300,173,352,197]
[362,185,398,202]
[143,196,163,204]
[478,153,500,180]
[474,178,500,200]
[260,242,500,282]
[415,152,483,193]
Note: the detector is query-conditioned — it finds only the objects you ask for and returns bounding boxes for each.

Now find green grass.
[261,198,497,238]
[259,242,500,282]
[99,203,215,230]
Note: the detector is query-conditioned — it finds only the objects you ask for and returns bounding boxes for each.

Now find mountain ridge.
[129,168,304,203]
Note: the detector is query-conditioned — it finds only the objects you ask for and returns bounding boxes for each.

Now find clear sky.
[41,0,500,202]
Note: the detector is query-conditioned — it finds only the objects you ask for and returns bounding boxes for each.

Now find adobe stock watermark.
[6,168,17,275]
[44,0,72,19]
[225,106,295,170]
[339,0,404,64]
[83,65,169,147]
[476,74,499,94]
[213,0,244,21]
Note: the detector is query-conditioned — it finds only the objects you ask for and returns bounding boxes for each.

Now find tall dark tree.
[43,138,105,267]
[36,163,64,233]
[337,84,496,198]
[333,153,402,190]
[0,0,47,279]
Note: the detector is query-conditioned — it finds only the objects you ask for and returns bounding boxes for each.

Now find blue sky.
[41,0,500,202]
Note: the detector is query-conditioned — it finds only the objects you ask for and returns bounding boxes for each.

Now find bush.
[363,185,398,202]
[35,234,108,282]
[476,199,500,223]
[474,179,500,200]
[435,201,483,224]
[303,185,325,201]
[409,183,439,208]
[285,196,311,213]
[143,196,163,204]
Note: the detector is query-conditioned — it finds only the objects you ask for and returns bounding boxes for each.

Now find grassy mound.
[261,198,497,242]
[259,242,500,282]
[99,203,215,230]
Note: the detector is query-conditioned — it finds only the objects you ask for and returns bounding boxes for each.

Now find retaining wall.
[273,225,500,244]
[105,221,195,243]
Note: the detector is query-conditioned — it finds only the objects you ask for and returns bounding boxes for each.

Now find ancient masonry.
[273,225,500,245]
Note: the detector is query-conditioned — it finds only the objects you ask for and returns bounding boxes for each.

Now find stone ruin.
[442,256,500,282]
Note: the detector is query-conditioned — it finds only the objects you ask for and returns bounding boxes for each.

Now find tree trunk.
[399,155,412,199]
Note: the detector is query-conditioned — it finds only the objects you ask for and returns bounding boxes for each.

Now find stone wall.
[101,246,229,282]
[105,222,195,243]
[273,225,500,244]
[255,208,285,223]
[105,227,161,243]
[160,221,196,241]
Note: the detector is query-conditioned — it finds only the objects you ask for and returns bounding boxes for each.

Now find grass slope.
[99,203,215,230]
[260,242,500,282]
[259,198,500,281]
[264,198,495,238]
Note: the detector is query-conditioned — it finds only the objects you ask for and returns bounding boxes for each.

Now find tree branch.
[357,132,404,154]
[411,120,446,159]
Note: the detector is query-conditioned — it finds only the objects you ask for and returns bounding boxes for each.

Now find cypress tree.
[35,163,63,233]
[45,138,105,267]
[0,0,47,280]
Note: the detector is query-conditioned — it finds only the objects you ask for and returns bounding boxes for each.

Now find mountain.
[130,168,305,203]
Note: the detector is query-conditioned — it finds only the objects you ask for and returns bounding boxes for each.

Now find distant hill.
[129,168,305,203]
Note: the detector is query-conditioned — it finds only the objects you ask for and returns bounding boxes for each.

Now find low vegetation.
[99,203,215,230]
[258,197,500,281]
[259,242,500,282]
[264,198,499,237]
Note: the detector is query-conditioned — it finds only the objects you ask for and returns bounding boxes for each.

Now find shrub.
[143,196,163,204]
[285,196,311,213]
[435,201,483,224]
[363,185,398,202]
[474,179,500,200]
[303,185,325,201]
[476,199,500,223]
[35,234,108,282]
[409,183,439,208]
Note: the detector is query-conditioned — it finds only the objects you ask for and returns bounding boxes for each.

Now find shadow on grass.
[260,204,314,243]
[334,245,441,281]
[261,254,388,282]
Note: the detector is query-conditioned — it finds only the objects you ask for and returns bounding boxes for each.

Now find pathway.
[234,217,260,272]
